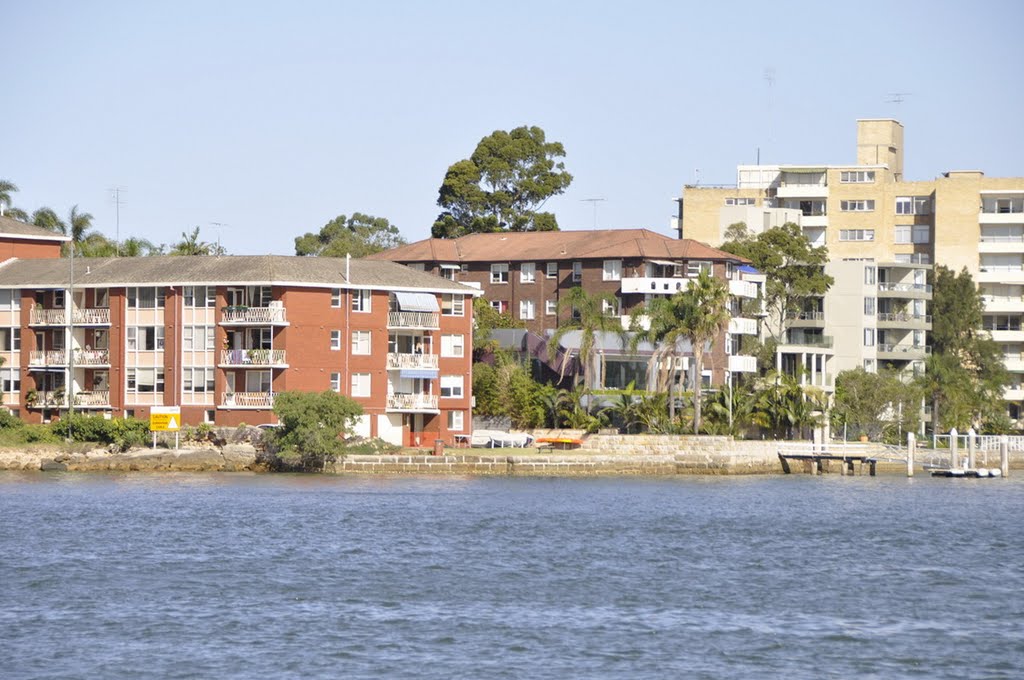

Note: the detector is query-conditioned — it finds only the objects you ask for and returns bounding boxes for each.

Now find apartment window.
[489,300,508,314]
[1,368,19,393]
[520,262,536,283]
[94,288,110,308]
[546,262,558,279]
[896,196,931,215]
[726,262,734,280]
[864,266,876,285]
[0,289,20,311]
[1,328,19,352]
[864,297,875,315]
[54,290,65,308]
[725,197,755,206]
[440,375,464,398]
[183,326,215,351]
[840,170,875,183]
[894,226,912,244]
[331,288,342,307]
[490,263,509,284]
[864,328,875,347]
[863,358,876,372]
[519,300,535,321]
[127,287,165,309]
[840,200,875,212]
[127,368,165,394]
[572,261,582,282]
[687,261,712,277]
[183,368,214,394]
[351,373,371,398]
[406,263,425,272]
[545,300,557,316]
[351,330,371,355]
[603,260,622,281]
[183,286,214,308]
[912,225,931,244]
[440,267,456,281]
[441,334,465,358]
[352,289,371,313]
[126,326,164,351]
[725,333,734,356]
[840,230,875,242]
[330,330,341,350]
[330,372,341,392]
[447,410,464,431]
[442,294,465,316]
[602,298,620,317]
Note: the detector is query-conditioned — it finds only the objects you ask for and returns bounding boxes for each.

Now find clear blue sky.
[5,0,1022,255]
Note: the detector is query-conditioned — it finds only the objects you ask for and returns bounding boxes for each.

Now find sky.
[4,0,1023,255]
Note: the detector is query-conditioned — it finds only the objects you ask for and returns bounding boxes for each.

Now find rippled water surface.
[2,472,1023,679]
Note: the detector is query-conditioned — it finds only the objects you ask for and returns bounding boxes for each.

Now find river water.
[1,472,1022,679]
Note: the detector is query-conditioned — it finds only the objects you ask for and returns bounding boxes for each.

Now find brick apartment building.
[0,216,479,447]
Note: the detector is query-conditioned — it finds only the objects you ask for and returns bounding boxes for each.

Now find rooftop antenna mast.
[580,198,605,230]
[110,187,126,256]
[209,222,229,254]
[886,92,912,105]
[764,66,776,163]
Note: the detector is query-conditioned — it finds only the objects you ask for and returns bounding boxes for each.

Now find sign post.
[150,406,182,450]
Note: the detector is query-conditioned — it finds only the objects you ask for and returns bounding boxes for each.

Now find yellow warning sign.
[150,407,182,432]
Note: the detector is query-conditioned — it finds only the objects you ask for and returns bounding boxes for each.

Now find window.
[864,266,876,285]
[94,288,110,308]
[127,287,165,309]
[330,330,341,350]
[406,263,425,272]
[602,298,620,317]
[127,368,165,393]
[0,289,19,310]
[840,229,875,242]
[840,200,875,212]
[331,288,341,307]
[489,300,508,314]
[863,358,876,372]
[912,225,930,244]
[126,326,164,351]
[351,373,371,398]
[330,372,341,392]
[687,261,712,277]
[896,196,931,215]
[572,261,582,282]
[725,333,734,355]
[183,368,214,393]
[545,300,557,316]
[442,294,465,316]
[546,262,558,279]
[352,289,371,313]
[183,286,214,308]
[519,300,535,320]
[602,260,622,281]
[351,330,371,355]
[520,262,536,283]
[490,263,509,284]
[864,328,875,347]
[864,297,875,315]
[54,290,65,308]
[724,197,755,206]
[447,410,464,431]
[441,334,465,358]
[1,328,19,352]
[0,368,19,393]
[440,375,464,398]
[840,170,875,183]
[726,262,734,280]
[894,226,912,244]
[183,326,215,351]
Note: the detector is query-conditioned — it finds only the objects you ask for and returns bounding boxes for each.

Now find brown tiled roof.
[0,255,476,293]
[0,215,70,241]
[367,228,748,264]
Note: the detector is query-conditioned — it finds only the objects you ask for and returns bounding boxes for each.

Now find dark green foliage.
[169,226,226,256]
[431,126,573,238]
[833,368,921,443]
[294,213,406,258]
[471,352,547,428]
[472,297,523,353]
[0,409,21,429]
[50,415,151,451]
[266,390,364,471]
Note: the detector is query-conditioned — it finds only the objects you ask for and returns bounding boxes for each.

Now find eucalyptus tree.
[295,213,405,257]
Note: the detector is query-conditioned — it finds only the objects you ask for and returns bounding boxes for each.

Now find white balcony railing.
[728,317,758,335]
[729,279,759,298]
[75,390,111,407]
[877,282,933,294]
[29,350,67,366]
[386,393,440,411]
[222,391,275,408]
[387,311,440,329]
[30,307,111,325]
[386,353,440,370]
[220,306,287,324]
[620,277,691,295]
[728,355,757,373]
[877,344,931,355]
[219,349,287,366]
[877,313,932,324]
[75,349,111,366]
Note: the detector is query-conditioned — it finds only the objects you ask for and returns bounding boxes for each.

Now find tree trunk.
[693,347,703,434]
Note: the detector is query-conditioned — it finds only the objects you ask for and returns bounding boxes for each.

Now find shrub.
[49,415,149,451]
[266,390,363,472]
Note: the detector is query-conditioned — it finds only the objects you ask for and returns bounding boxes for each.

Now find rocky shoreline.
[0,445,261,473]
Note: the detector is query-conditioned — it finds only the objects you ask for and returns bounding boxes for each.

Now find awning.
[647,259,679,267]
[439,263,461,270]
[394,291,440,312]
[400,369,439,379]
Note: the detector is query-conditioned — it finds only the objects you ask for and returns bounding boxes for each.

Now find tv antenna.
[886,92,912,105]
[209,222,229,253]
[764,66,776,157]
[580,198,605,230]
[110,187,126,256]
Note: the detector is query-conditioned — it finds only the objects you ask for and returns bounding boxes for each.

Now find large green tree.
[431,126,573,238]
[721,222,833,342]
[267,390,363,471]
[833,368,922,442]
[295,213,405,258]
[924,266,1008,432]
[548,287,622,398]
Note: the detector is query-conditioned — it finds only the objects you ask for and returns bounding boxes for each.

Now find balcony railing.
[222,392,275,408]
[729,279,759,298]
[980,235,1024,242]
[75,390,111,407]
[387,311,440,329]
[219,349,287,366]
[29,350,67,366]
[877,344,931,355]
[877,313,931,324]
[220,306,287,324]
[786,311,825,321]
[728,317,758,335]
[728,355,757,373]
[386,352,439,370]
[621,277,691,295]
[30,307,111,325]
[877,282,933,294]
[783,334,834,348]
[386,393,439,411]
[75,349,111,366]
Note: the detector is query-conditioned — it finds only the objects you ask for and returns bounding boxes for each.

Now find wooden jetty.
[777,444,877,475]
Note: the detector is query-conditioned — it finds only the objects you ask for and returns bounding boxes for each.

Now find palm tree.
[31,207,65,233]
[547,286,623,396]
[119,236,161,257]
[170,226,225,256]
[0,180,28,221]
[66,205,94,243]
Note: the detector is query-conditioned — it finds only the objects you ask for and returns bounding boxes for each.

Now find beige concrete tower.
[856,119,904,180]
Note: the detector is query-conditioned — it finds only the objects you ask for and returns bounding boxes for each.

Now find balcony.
[30,307,111,326]
[219,349,288,367]
[75,349,111,366]
[220,305,288,326]
[222,392,275,409]
[800,214,828,228]
[621,277,691,295]
[980,209,1024,225]
[877,344,930,361]
[728,355,757,373]
[877,282,932,297]
[988,329,1024,343]
[74,390,111,408]
[728,317,758,335]
[786,311,826,328]
[977,266,1024,284]
[729,279,759,298]
[28,350,67,368]
[386,352,440,370]
[386,393,440,412]
[781,333,834,349]
[876,313,932,330]
[979,236,1024,254]
[983,296,1024,313]
[776,184,828,199]
[1003,357,1024,373]
[387,311,440,329]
